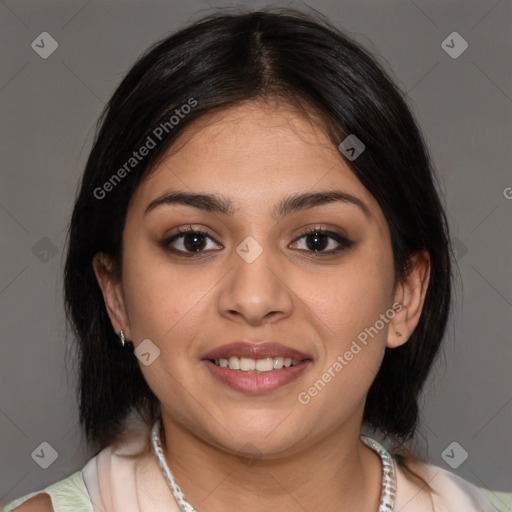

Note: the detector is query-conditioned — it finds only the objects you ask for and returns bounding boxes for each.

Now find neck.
[158,416,383,512]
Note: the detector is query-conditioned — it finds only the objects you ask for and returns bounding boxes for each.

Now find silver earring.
[119,329,134,351]
[396,331,402,337]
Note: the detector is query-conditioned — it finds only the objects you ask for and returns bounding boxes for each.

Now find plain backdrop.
[1,0,511,505]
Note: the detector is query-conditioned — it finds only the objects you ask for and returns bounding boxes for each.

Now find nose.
[217,240,294,326]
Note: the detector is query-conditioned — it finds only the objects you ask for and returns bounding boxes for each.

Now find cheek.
[309,251,394,342]
[294,267,392,423]
[298,243,394,397]
[121,241,211,344]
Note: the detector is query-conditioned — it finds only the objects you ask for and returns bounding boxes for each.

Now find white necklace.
[151,418,396,512]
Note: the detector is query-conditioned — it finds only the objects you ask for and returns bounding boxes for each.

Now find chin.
[205,418,307,458]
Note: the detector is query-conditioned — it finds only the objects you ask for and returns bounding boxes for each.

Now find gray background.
[1,0,511,506]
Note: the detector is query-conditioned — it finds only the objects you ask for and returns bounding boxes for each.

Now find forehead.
[129,100,384,227]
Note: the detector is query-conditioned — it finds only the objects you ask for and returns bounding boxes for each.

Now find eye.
[161,226,222,256]
[290,225,354,255]
[161,224,354,258]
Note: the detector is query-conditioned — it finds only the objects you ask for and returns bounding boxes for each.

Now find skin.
[93,98,430,512]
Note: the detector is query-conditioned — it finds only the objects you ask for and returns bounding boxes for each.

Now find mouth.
[201,342,312,393]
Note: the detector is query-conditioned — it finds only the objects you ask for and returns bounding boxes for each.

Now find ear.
[387,250,431,349]
[91,252,132,341]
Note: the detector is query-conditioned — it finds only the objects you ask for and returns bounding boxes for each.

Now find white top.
[2,423,507,512]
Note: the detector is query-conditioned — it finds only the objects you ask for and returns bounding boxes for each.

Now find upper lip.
[202,342,312,361]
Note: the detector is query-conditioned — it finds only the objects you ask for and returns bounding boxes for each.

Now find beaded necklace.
[151,419,396,511]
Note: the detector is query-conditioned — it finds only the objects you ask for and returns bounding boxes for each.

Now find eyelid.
[176,224,218,239]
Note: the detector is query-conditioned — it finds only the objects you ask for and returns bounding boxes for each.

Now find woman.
[3,7,505,512]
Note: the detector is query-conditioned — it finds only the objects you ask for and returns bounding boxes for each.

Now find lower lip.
[202,360,311,393]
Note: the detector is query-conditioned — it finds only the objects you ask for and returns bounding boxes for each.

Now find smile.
[211,356,301,372]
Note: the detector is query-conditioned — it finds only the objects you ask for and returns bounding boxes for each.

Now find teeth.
[240,357,256,371]
[273,357,284,369]
[228,356,240,370]
[256,357,273,372]
[213,356,301,372]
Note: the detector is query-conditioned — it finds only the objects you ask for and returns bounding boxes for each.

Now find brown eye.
[161,227,222,256]
[290,227,354,255]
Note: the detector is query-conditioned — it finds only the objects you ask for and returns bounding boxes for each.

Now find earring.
[119,329,127,347]
[119,329,134,351]
[395,331,402,337]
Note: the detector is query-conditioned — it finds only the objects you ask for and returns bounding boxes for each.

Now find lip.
[202,359,311,393]
[201,342,312,361]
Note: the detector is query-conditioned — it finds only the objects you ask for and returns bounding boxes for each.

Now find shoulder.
[9,493,53,511]
[424,463,505,512]
[394,457,501,511]
[2,471,93,512]
[3,424,152,512]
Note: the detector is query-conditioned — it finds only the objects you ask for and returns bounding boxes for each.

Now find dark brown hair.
[64,6,453,496]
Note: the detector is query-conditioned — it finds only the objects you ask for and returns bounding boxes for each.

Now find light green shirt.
[1,471,93,512]
[2,469,510,512]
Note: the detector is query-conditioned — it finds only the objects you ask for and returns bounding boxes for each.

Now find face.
[94,99,427,458]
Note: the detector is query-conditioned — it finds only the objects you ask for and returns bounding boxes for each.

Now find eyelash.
[161,225,354,258]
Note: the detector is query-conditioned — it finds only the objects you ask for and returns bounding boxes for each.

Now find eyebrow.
[144,189,371,220]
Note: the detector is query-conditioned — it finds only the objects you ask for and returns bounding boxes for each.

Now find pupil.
[307,232,327,251]
[185,233,206,252]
